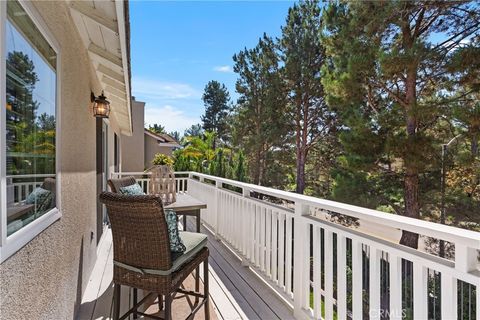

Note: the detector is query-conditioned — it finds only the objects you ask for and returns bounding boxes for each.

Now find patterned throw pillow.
[165,209,186,253]
[119,183,145,195]
[25,187,52,213]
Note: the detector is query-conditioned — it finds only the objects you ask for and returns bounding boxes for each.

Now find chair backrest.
[41,178,55,193]
[99,192,172,271]
[108,176,138,193]
[148,166,176,205]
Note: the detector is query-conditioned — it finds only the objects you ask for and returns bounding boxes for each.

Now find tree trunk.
[253,148,261,185]
[296,147,306,194]
[295,98,306,194]
[471,129,478,157]
[400,168,420,248]
[400,55,420,249]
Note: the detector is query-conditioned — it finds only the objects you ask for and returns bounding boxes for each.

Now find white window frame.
[0,0,62,263]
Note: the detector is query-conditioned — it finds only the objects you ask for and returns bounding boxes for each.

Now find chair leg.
[158,295,164,311]
[133,288,138,319]
[204,258,210,320]
[113,284,121,320]
[194,266,200,305]
[165,293,173,320]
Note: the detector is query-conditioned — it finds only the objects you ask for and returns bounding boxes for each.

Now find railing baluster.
[271,211,278,282]
[260,206,266,272]
[226,193,230,240]
[266,208,272,277]
[285,214,293,296]
[337,235,347,320]
[389,254,402,320]
[249,201,255,264]
[477,283,480,320]
[441,272,457,320]
[233,195,238,248]
[413,263,428,320]
[241,188,250,265]
[313,225,322,319]
[255,204,261,267]
[324,230,334,320]
[369,247,381,319]
[242,199,250,263]
[293,211,311,317]
[234,196,239,249]
[302,221,310,311]
[278,213,285,289]
[352,239,363,318]
[214,180,221,237]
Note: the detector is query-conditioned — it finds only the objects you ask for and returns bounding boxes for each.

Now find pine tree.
[233,34,289,185]
[201,81,231,148]
[322,1,480,248]
[280,0,335,194]
[184,124,203,137]
[169,131,181,142]
[148,124,166,134]
[234,151,247,182]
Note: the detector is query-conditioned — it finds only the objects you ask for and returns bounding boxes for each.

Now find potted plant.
[151,153,175,167]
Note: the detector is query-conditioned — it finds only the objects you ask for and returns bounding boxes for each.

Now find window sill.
[0,208,61,263]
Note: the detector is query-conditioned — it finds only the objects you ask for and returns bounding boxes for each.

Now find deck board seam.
[186,220,263,319]
[206,236,280,320]
[187,219,282,320]
[214,235,294,319]
[90,239,113,320]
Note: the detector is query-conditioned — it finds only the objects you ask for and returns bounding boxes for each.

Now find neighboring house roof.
[144,129,180,147]
[69,0,133,136]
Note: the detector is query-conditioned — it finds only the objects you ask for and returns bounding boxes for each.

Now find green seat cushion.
[171,231,208,273]
[165,209,186,253]
[113,231,207,276]
[119,183,145,195]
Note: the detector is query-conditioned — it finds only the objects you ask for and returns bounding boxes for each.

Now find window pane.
[5,0,57,236]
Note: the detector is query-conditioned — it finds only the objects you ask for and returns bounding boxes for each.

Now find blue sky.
[130,1,294,134]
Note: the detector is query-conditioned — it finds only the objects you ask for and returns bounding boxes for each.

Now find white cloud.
[144,105,199,134]
[132,77,201,100]
[213,65,233,73]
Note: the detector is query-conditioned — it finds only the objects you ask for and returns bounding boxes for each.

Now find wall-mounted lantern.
[91,91,110,118]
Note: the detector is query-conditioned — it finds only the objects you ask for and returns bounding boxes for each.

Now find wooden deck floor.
[77,218,293,320]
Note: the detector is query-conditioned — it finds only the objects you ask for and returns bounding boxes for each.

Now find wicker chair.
[108,176,138,193]
[99,192,210,320]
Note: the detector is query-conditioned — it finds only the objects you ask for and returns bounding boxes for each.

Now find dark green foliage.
[184,124,204,137]
[280,0,335,194]
[148,124,166,134]
[169,131,181,142]
[6,51,55,175]
[234,151,247,182]
[177,1,480,241]
[233,34,290,185]
[322,1,480,246]
[201,80,231,146]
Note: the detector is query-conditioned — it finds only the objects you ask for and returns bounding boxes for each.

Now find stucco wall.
[144,135,175,169]
[121,100,145,172]
[0,2,122,319]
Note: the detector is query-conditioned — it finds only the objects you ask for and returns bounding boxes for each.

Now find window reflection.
[5,0,57,236]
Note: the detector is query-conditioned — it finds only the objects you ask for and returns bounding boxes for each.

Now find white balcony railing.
[8,174,56,203]
[111,171,189,194]
[113,171,480,320]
